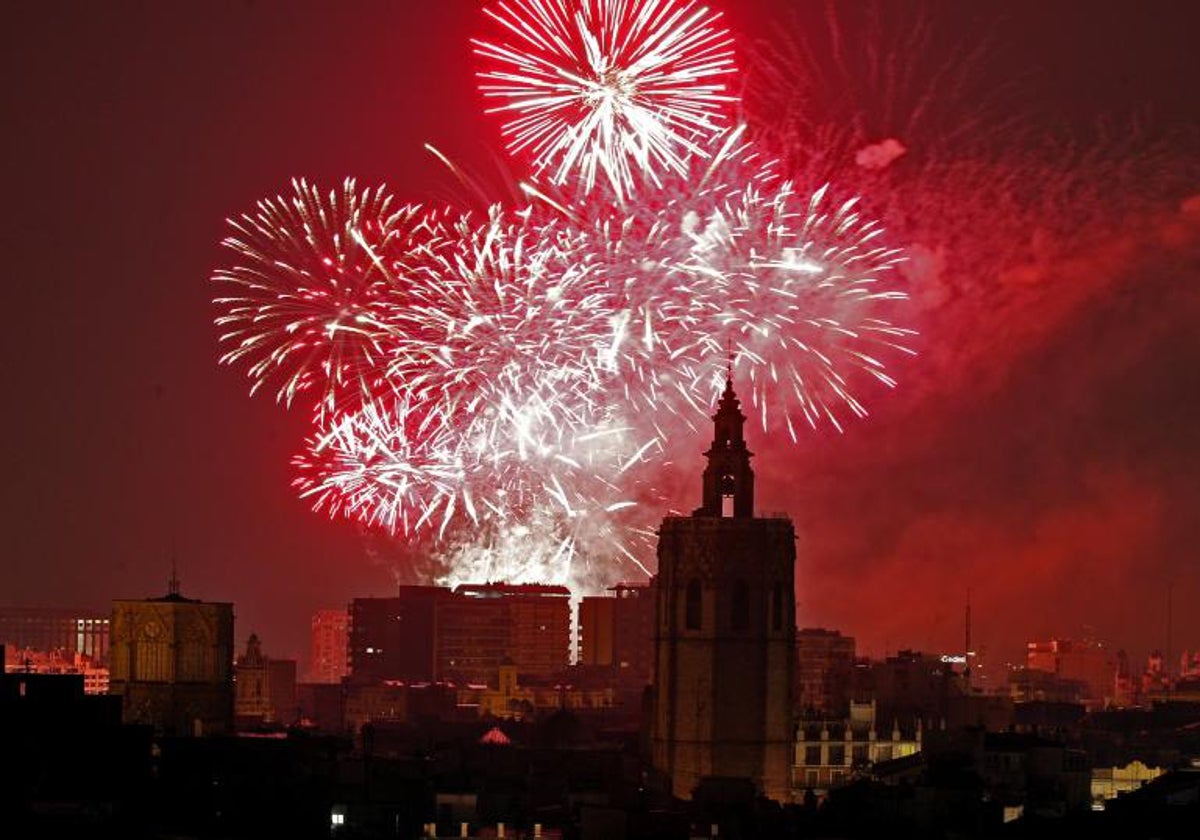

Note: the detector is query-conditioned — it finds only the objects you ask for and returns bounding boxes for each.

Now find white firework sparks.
[474,0,737,199]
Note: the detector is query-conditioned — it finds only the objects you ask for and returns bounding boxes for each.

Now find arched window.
[685,579,702,630]
[731,580,750,631]
[772,583,784,631]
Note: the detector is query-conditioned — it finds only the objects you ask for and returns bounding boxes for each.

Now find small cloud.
[855,138,908,170]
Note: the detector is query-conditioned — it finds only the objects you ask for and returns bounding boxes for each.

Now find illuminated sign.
[940,655,968,664]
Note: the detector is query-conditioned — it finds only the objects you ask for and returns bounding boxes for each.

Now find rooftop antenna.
[964,588,973,691]
[168,541,181,598]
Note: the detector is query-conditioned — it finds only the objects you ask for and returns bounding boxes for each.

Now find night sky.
[4,1,1198,673]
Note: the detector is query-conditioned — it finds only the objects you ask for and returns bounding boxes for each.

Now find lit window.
[331,811,345,826]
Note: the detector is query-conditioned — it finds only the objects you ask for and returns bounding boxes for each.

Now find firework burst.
[673,180,914,436]
[213,0,920,593]
[212,178,441,410]
[289,201,665,572]
[522,128,914,436]
[294,388,658,588]
[384,205,622,450]
[474,0,737,199]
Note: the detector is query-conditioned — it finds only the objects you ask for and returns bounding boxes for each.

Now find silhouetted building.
[1115,648,1136,706]
[452,583,570,682]
[856,650,964,727]
[650,374,796,802]
[108,582,234,735]
[793,700,922,797]
[1008,666,1088,705]
[349,587,445,684]
[1143,650,1171,696]
[1027,638,1115,708]
[235,633,298,727]
[797,628,855,717]
[0,605,110,662]
[435,588,509,685]
[578,581,655,686]
[1,670,150,833]
[2,646,109,694]
[1182,650,1200,678]
[350,583,571,687]
[578,595,614,665]
[308,607,348,684]
[297,681,346,734]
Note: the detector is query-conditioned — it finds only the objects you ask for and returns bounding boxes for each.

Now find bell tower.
[651,374,796,803]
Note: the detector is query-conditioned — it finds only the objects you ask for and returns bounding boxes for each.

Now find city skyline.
[3,0,1198,671]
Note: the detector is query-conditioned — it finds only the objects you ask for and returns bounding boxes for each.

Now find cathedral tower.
[650,375,796,802]
[108,581,234,736]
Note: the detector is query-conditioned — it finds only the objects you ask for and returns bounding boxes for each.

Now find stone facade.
[108,590,234,735]
[650,376,796,802]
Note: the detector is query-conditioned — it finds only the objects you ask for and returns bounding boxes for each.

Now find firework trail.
[474,0,737,200]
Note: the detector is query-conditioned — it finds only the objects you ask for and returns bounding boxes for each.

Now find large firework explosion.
[211,0,912,594]
[474,0,738,199]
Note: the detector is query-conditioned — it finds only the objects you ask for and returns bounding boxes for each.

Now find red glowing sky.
[2,1,1198,672]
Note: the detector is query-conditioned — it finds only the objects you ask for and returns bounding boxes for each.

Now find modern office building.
[307,608,349,684]
[349,583,571,687]
[578,581,655,686]
[0,606,110,663]
[348,587,445,685]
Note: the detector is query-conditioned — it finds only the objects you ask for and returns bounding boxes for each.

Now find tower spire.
[698,369,755,518]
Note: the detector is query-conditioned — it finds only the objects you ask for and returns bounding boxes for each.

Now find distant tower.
[108,579,234,736]
[650,374,796,802]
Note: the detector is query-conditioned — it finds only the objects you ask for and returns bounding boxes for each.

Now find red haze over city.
[2,0,1197,672]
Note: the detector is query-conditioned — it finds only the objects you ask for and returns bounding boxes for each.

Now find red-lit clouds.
[752,194,1200,664]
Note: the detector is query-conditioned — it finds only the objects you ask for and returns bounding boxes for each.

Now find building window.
[829,745,845,766]
[731,580,749,631]
[804,746,821,766]
[685,580,702,630]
